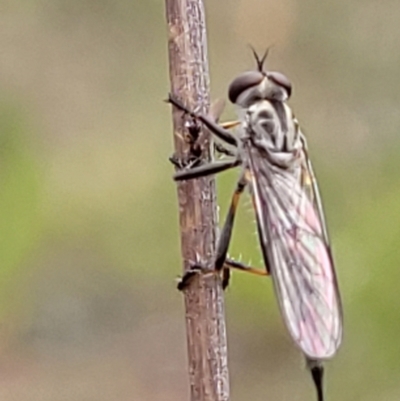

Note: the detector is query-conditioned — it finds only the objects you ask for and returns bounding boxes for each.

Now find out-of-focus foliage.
[0,97,42,317]
[0,0,399,400]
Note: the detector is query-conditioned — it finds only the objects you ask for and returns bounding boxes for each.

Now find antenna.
[249,45,270,72]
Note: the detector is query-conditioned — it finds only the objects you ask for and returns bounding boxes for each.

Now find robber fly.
[168,49,343,401]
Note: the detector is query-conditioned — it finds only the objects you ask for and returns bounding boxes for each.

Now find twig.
[165,1,230,401]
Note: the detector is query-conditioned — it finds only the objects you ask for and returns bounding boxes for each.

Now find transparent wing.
[248,149,343,360]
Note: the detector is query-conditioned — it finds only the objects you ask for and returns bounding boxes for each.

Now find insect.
[168,49,343,401]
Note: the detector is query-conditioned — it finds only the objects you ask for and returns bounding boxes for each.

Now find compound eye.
[267,71,292,97]
[228,71,264,103]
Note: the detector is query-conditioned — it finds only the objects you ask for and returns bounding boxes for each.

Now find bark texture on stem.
[165,1,230,401]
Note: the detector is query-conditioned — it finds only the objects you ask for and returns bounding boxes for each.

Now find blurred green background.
[0,0,399,400]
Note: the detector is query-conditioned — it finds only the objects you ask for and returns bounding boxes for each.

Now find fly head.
[228,47,292,107]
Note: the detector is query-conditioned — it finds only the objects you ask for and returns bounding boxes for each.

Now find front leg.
[168,96,237,170]
[168,111,204,170]
[168,94,239,147]
[169,152,203,170]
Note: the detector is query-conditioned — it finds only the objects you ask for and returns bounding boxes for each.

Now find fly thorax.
[245,101,302,169]
[246,101,279,146]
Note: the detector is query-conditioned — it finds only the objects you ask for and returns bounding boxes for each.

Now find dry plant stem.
[165,1,230,401]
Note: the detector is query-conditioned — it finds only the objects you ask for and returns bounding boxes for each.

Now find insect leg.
[178,172,247,290]
[215,174,247,270]
[214,173,250,288]
[177,257,270,291]
[220,120,241,130]
[174,158,241,181]
[222,258,269,289]
[224,258,269,277]
[214,142,236,157]
[168,94,239,147]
